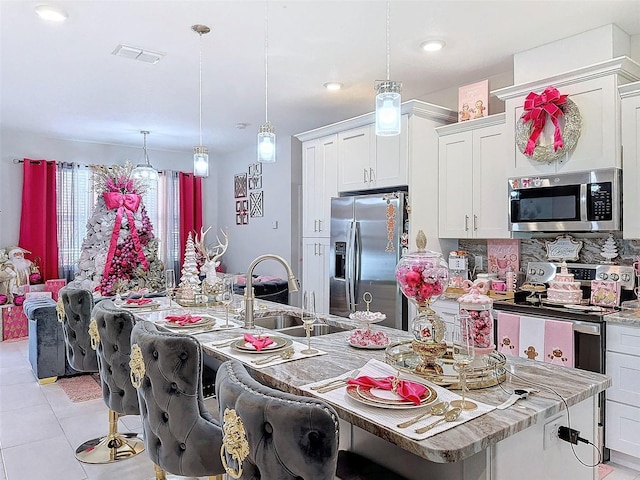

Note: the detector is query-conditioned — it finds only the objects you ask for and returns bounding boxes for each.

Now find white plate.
[346,339,389,350]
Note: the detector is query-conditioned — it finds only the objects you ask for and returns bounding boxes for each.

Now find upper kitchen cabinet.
[437,114,510,239]
[302,134,337,238]
[337,116,408,192]
[494,57,640,177]
[620,81,640,239]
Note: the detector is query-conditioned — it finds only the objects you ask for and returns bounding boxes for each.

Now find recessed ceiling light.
[324,82,343,91]
[35,5,68,22]
[420,40,445,52]
[236,123,248,130]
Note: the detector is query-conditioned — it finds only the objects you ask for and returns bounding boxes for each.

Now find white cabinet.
[302,134,338,238]
[430,299,459,342]
[437,114,510,239]
[302,238,330,314]
[620,81,640,239]
[337,116,408,192]
[605,322,640,463]
[493,58,640,178]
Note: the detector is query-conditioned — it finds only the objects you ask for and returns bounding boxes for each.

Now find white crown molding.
[492,56,640,101]
[435,112,506,136]
[619,80,640,99]
[295,100,456,142]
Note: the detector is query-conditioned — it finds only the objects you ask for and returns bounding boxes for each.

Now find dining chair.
[87,299,145,463]
[129,319,225,480]
[59,286,139,463]
[215,359,409,480]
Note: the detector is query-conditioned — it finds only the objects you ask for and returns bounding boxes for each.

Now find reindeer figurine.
[194,227,229,294]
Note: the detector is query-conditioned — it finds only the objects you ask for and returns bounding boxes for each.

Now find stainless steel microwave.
[508,168,622,232]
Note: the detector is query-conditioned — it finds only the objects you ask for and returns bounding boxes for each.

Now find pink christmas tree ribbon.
[102,192,149,279]
[522,86,568,156]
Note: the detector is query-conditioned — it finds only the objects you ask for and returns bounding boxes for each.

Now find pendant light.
[192,24,211,177]
[257,1,276,163]
[375,0,402,136]
[131,130,159,181]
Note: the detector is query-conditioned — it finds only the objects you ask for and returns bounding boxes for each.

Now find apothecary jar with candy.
[457,280,495,356]
[395,231,449,373]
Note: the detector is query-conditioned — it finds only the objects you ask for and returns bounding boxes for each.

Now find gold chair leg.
[154,465,167,480]
[75,409,145,463]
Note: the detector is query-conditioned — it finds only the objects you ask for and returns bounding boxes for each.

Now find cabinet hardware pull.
[314,219,318,232]
[318,219,322,232]
[473,215,478,231]
[465,215,469,231]
[369,167,375,183]
[363,168,369,183]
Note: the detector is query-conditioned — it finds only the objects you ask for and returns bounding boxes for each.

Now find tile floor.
[0,338,217,480]
[1,337,639,480]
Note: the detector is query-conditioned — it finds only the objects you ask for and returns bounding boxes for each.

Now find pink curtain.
[18,159,59,281]
[178,172,203,266]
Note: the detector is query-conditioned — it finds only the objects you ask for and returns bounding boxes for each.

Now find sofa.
[24,297,80,383]
[233,275,289,304]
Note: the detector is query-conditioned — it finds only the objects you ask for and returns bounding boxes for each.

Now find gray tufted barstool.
[57,286,99,373]
[85,299,145,463]
[216,360,410,480]
[129,320,224,480]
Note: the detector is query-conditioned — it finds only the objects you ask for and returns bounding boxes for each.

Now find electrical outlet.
[543,417,563,450]
[474,255,484,271]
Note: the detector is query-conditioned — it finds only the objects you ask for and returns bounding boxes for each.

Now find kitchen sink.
[276,324,349,337]
[252,314,303,330]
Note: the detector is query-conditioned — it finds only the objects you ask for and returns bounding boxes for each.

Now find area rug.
[57,374,102,403]
[599,463,614,479]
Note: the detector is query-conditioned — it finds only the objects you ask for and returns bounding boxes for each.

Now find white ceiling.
[2,0,640,156]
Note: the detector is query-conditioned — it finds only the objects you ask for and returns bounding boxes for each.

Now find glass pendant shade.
[131,131,158,181]
[257,122,276,163]
[193,146,209,177]
[375,80,402,136]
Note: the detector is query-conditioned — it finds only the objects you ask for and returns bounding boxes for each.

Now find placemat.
[158,315,243,334]
[204,337,326,369]
[301,358,495,441]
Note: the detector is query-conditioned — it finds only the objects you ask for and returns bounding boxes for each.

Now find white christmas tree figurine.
[600,234,618,264]
[176,232,201,302]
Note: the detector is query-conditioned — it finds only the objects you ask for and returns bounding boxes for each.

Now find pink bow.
[102,191,149,279]
[243,333,274,351]
[521,86,568,156]
[347,376,428,406]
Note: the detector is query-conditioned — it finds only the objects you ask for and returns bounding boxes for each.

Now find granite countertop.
[197,298,611,464]
[604,310,640,327]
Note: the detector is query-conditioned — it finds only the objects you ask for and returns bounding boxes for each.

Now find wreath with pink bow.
[515,86,582,164]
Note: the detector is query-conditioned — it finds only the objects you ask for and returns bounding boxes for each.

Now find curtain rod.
[13,158,95,168]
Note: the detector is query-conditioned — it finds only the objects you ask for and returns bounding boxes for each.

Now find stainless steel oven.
[508,168,621,232]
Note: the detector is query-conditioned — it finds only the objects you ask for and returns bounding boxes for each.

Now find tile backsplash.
[459,234,640,277]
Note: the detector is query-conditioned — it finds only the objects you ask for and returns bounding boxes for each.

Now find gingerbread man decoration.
[500,336,515,354]
[547,348,568,365]
[524,345,538,360]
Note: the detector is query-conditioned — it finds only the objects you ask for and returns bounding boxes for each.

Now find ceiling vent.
[112,44,165,64]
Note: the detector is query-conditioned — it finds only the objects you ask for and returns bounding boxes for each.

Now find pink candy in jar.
[457,280,495,355]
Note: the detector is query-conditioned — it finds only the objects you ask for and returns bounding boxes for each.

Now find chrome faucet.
[243,254,299,329]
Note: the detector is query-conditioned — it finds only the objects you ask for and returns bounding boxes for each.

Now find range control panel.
[526,262,635,290]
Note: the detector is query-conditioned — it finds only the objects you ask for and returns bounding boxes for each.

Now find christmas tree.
[73,162,164,296]
[600,234,618,264]
[176,232,201,302]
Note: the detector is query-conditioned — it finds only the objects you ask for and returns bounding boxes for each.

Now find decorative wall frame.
[235,200,248,225]
[234,173,247,198]
[250,191,264,217]
[249,163,262,190]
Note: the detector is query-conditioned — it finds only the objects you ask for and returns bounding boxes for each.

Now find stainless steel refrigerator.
[329,191,408,330]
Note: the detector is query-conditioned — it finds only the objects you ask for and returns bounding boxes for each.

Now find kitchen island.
[141,298,610,480]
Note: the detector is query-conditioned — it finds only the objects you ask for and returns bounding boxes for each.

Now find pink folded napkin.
[347,376,428,405]
[243,333,274,351]
[126,298,153,305]
[165,313,202,326]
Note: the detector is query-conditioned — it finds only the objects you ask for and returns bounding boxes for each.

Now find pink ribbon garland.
[522,86,568,156]
[102,192,149,278]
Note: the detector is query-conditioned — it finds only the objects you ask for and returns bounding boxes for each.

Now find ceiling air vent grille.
[112,44,165,64]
